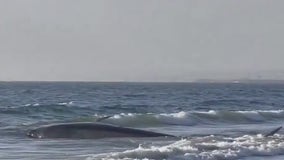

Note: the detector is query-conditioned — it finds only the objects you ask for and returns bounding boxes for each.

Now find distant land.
[195,79,284,84]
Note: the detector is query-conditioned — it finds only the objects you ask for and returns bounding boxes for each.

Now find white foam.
[195,110,217,115]
[87,134,284,160]
[160,111,187,118]
[100,110,284,126]
[32,103,40,106]
[58,101,74,106]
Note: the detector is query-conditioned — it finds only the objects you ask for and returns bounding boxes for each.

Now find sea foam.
[87,134,284,160]
[99,110,284,127]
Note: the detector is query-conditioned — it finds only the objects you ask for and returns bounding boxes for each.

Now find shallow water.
[1,82,284,159]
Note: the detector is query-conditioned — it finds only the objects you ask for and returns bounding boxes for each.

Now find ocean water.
[1,82,284,160]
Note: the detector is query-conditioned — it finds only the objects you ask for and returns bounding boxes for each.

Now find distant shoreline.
[195,79,284,84]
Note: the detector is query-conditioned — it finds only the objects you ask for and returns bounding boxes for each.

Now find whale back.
[27,122,174,139]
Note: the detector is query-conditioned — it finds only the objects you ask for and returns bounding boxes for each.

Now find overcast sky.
[0,0,283,81]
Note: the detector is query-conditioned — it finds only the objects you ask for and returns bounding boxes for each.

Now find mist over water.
[1,0,284,81]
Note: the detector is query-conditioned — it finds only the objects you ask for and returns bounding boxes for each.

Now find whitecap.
[87,134,284,160]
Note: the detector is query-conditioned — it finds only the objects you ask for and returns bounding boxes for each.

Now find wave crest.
[100,110,284,127]
[87,134,284,160]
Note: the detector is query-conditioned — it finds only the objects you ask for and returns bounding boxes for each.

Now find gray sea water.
[1,82,284,159]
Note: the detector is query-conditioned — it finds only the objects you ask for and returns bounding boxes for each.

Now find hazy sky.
[0,0,284,81]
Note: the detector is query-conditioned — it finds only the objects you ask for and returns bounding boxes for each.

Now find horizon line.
[1,79,284,84]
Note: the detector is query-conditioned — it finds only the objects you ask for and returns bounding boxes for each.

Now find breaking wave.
[100,110,284,127]
[87,134,284,160]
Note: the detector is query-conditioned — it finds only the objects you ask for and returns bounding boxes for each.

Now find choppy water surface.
[1,82,284,159]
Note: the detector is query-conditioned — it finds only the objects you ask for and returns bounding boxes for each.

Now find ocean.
[1,82,284,160]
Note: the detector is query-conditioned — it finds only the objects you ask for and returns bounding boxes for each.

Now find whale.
[27,121,283,140]
[27,122,175,139]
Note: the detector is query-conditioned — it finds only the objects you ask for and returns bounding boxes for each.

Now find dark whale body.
[27,122,175,139]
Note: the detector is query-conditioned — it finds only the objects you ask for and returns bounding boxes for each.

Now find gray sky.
[0,0,284,82]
